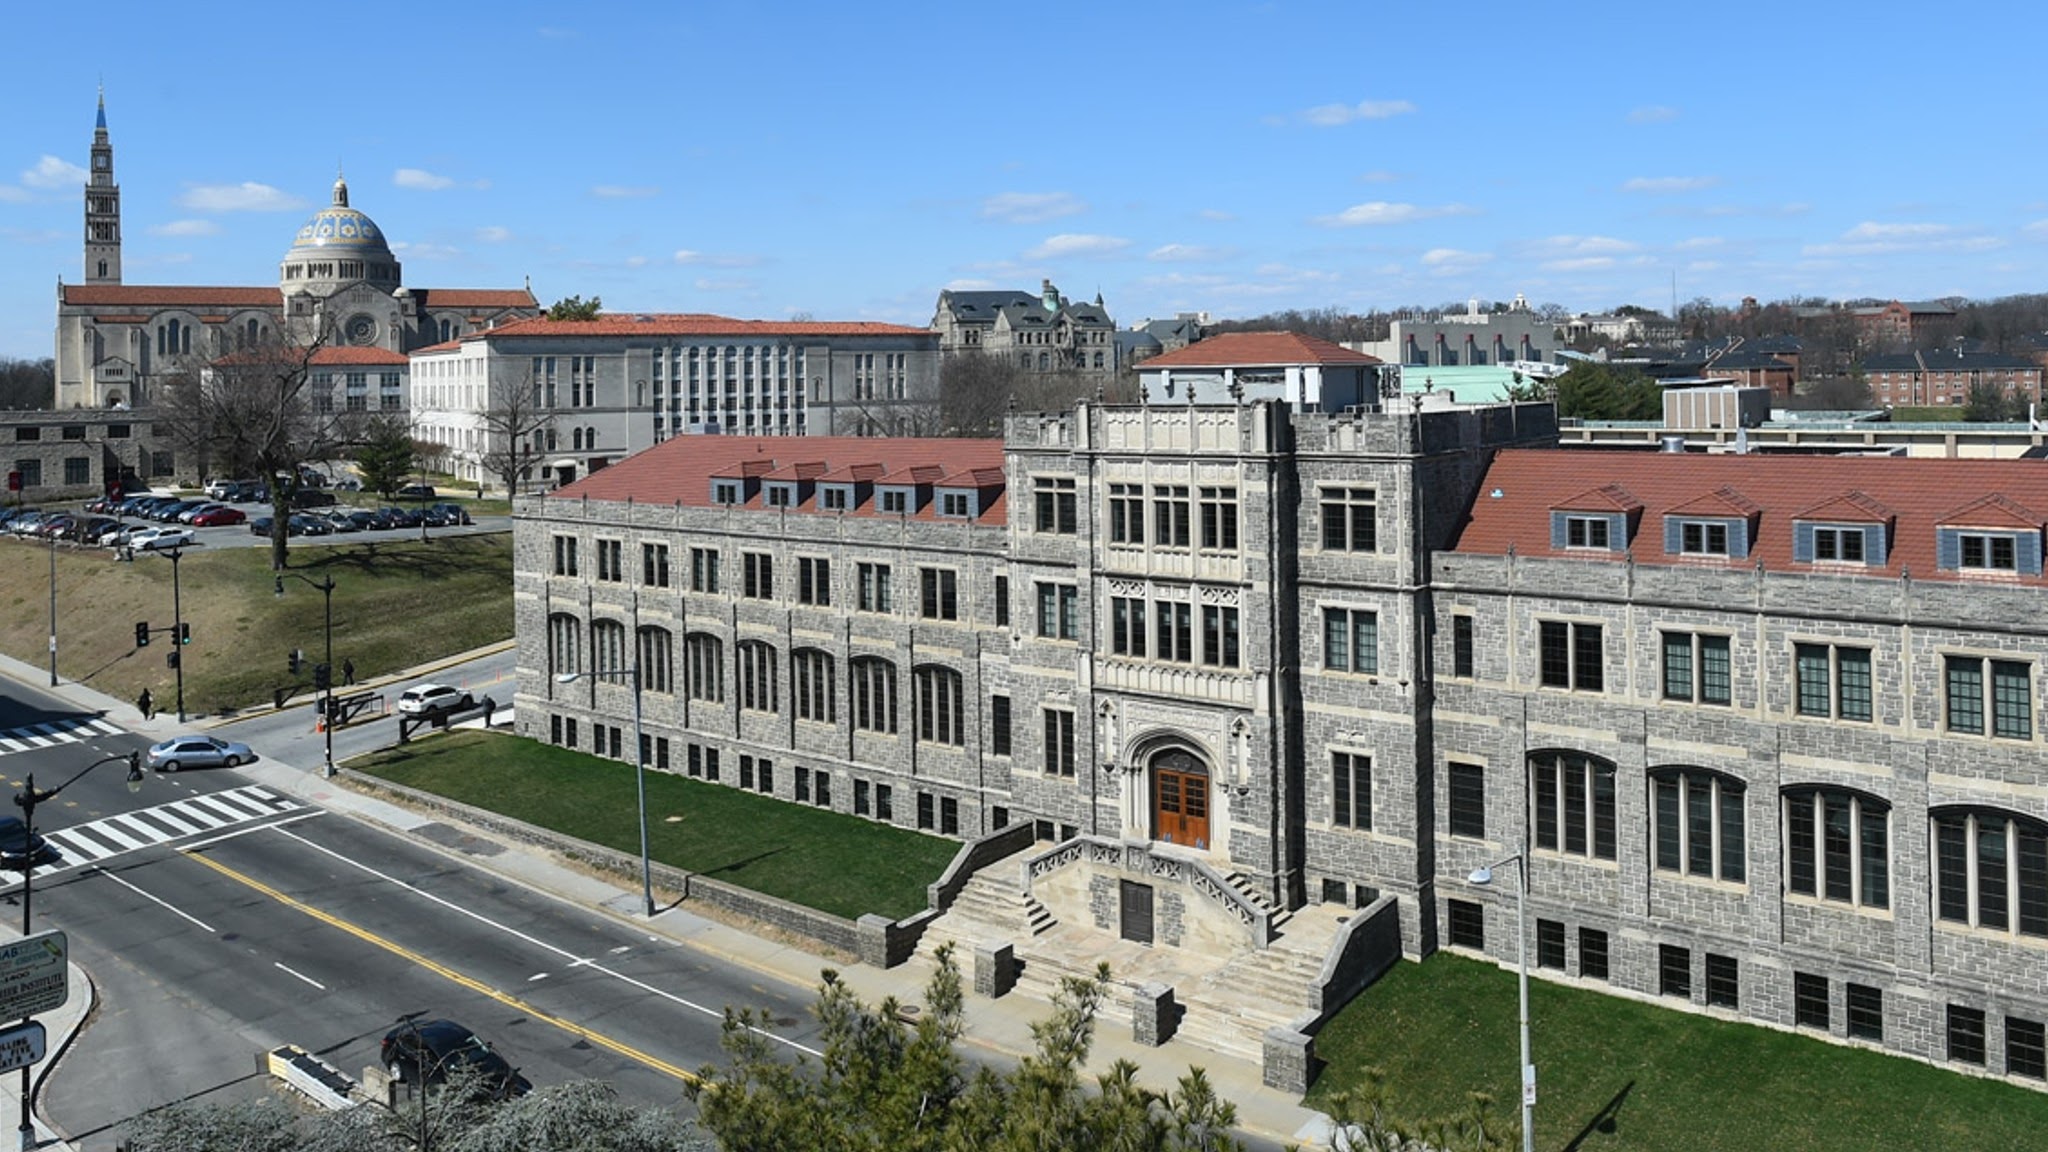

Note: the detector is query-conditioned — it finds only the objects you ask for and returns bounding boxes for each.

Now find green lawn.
[1308,952,2048,1151]
[350,730,959,921]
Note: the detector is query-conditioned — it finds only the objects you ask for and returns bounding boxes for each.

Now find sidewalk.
[0,651,1336,1149]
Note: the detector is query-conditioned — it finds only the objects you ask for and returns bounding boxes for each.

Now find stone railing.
[1022,835,1272,947]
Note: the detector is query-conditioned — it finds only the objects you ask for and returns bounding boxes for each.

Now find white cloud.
[591,184,659,199]
[1197,208,1235,222]
[2024,219,2048,236]
[394,167,455,191]
[475,225,512,243]
[1148,243,1234,263]
[148,219,221,237]
[673,249,763,268]
[390,240,460,260]
[1357,170,1401,184]
[981,191,1085,224]
[1302,99,1416,127]
[1420,247,1493,272]
[1843,221,1952,241]
[1543,256,1617,271]
[0,187,29,204]
[1533,234,1638,255]
[1252,262,1338,283]
[1628,104,1679,124]
[21,155,86,190]
[1673,236,1724,250]
[1313,201,1476,227]
[944,277,1001,291]
[1026,233,1131,259]
[693,277,759,293]
[1622,175,1719,194]
[177,182,306,212]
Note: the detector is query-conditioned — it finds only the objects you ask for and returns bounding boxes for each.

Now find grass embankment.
[0,534,512,716]
[1309,952,2048,1151]
[351,730,958,920]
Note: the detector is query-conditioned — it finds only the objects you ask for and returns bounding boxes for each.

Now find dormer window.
[764,482,796,508]
[880,488,909,515]
[939,490,974,518]
[712,480,741,505]
[1566,516,1610,550]
[1680,521,1729,556]
[821,485,852,511]
[1812,527,1866,564]
[1960,533,2018,571]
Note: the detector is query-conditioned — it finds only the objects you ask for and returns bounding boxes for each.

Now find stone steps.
[1224,871,1291,931]
[917,873,1056,965]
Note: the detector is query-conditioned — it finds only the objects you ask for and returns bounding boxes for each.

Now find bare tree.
[478,369,557,497]
[0,357,54,410]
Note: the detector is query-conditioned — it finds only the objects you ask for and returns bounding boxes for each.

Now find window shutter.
[1936,527,1961,570]
[1729,519,1751,560]
[1864,524,1888,566]
[1605,513,1626,550]
[1663,516,1684,555]
[2021,531,2044,576]
[1550,512,1569,550]
[1792,523,1815,563]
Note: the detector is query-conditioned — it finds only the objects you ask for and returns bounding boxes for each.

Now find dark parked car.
[397,483,437,501]
[0,817,51,870]
[377,506,422,528]
[380,1019,529,1098]
[422,503,473,527]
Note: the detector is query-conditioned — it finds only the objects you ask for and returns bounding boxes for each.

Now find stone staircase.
[1223,871,1291,933]
[917,870,1055,966]
[1174,904,1347,1062]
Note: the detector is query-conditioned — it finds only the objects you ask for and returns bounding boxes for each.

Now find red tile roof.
[1558,483,1642,513]
[1453,450,2048,582]
[476,314,931,340]
[61,284,278,307]
[308,346,410,366]
[548,435,1008,524]
[411,339,464,355]
[1138,331,1381,369]
[414,288,537,309]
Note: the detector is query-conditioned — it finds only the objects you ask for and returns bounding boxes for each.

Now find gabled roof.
[1862,350,2040,372]
[1793,491,1895,523]
[1450,451,2048,582]
[307,346,409,366]
[1139,331,1381,369]
[1554,483,1642,513]
[62,284,278,307]
[1667,487,1758,518]
[477,314,929,339]
[410,288,536,309]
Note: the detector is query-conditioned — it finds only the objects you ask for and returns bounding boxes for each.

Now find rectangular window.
[593,539,623,582]
[1533,753,1617,861]
[855,778,871,817]
[1705,954,1739,1009]
[1564,515,1610,550]
[1536,919,1566,970]
[552,535,578,577]
[711,480,740,505]
[742,552,774,599]
[1679,521,1730,555]
[1812,527,1866,563]
[876,783,893,822]
[1538,620,1603,691]
[1452,615,1475,678]
[994,575,1009,627]
[917,791,935,831]
[797,557,830,606]
[857,562,892,612]
[1321,488,1377,552]
[1579,927,1609,981]
[1959,533,2018,571]
[880,489,908,514]
[822,486,849,511]
[1034,476,1077,534]
[1847,984,1884,1042]
[1332,751,1370,830]
[920,568,959,620]
[941,796,959,836]
[1448,762,1486,838]
[1947,655,2033,739]
[1446,899,1484,949]
[690,547,719,593]
[939,491,971,518]
[1109,596,1148,657]
[1323,607,1379,675]
[1794,972,1830,1030]
[1153,600,1193,662]
[794,766,811,803]
[1652,771,1745,883]
[1661,632,1731,705]
[1948,1004,1987,1064]
[815,771,831,808]
[991,695,1012,756]
[1795,643,1872,722]
[1108,483,1145,543]
[1198,487,1238,551]
[1151,485,1191,547]
[1201,605,1240,668]
[2008,1017,2047,1079]
[1043,709,1075,776]
[641,543,670,587]
[1658,944,1692,999]
[1036,583,1079,640]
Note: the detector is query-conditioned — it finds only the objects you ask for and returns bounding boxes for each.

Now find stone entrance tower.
[84,89,121,285]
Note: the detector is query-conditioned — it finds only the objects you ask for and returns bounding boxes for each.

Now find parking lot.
[0,493,508,554]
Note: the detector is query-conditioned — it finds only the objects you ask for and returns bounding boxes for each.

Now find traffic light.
[134,622,150,649]
[289,649,303,675]
[313,663,331,691]
[178,622,191,645]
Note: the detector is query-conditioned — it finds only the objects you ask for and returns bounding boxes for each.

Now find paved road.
[0,668,823,1149]
[223,646,516,771]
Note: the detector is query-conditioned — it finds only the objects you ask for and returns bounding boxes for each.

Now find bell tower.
[84,88,121,285]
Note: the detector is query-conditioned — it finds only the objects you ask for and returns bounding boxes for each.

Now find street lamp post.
[46,531,56,688]
[554,659,652,917]
[275,572,337,778]
[1471,855,1534,1152]
[14,752,143,1152]
[156,544,190,723]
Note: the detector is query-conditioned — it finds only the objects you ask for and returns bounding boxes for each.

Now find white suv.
[397,683,473,717]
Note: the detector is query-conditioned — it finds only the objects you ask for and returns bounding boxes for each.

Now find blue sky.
[4,0,2045,359]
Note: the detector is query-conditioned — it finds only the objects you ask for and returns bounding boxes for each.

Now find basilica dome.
[279,173,401,294]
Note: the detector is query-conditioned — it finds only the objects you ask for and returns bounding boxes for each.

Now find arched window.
[547,613,581,678]
[439,318,454,342]
[914,664,964,745]
[1650,767,1746,882]
[1783,786,1889,909]
[1933,806,2048,937]
[585,426,597,448]
[590,619,627,675]
[1038,352,1050,371]
[792,648,835,723]
[684,633,723,702]
[850,656,897,733]
[637,626,672,694]
[572,427,584,451]
[1529,751,1616,861]
[738,640,778,712]
[1093,350,1104,369]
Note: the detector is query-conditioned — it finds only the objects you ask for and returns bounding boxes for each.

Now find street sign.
[0,1022,46,1074]
[0,931,67,1020]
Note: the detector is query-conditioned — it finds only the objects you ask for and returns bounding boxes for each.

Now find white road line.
[89,719,121,735]
[267,826,823,1058]
[273,963,326,990]
[175,811,321,852]
[162,799,228,829]
[528,973,549,982]
[245,786,283,803]
[106,814,168,845]
[197,789,273,820]
[130,807,202,837]
[0,739,23,753]
[44,832,114,864]
[19,735,51,748]
[77,820,144,851]
[182,794,255,824]
[91,866,216,932]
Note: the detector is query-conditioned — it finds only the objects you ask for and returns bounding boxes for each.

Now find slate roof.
[547,435,1008,524]
[1451,450,2048,583]
[1702,349,1796,371]
[1140,331,1381,369]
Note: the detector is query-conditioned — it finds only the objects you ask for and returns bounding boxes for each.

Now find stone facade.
[930,281,1118,380]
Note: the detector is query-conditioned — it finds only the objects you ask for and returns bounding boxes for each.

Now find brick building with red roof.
[1136,331,1384,410]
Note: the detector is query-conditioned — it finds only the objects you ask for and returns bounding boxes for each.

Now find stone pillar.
[1132,982,1177,1047]
[974,941,1017,998]
[1262,1023,1317,1094]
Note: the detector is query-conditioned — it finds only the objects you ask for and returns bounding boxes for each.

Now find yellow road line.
[183,849,700,1085]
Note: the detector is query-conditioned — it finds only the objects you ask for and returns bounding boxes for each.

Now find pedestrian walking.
[342,658,356,686]
[137,687,153,720]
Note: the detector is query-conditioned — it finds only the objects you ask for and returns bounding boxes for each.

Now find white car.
[397,683,474,717]
[128,526,195,552]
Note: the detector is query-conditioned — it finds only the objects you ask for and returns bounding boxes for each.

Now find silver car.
[145,735,255,773]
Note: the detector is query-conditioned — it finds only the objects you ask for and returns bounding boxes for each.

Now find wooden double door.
[1151,751,1210,850]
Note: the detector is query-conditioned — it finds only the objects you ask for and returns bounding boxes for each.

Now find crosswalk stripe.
[19,735,51,749]
[6,785,315,883]
[130,807,201,837]
[89,719,121,735]
[106,814,166,844]
[0,739,23,753]
[182,795,250,825]
[83,820,146,851]
[56,827,127,859]
[162,799,228,829]
[0,715,128,758]
[199,790,273,821]
[46,831,113,863]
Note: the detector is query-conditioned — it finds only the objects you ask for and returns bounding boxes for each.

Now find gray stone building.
[512,389,2048,1087]
[931,281,1118,380]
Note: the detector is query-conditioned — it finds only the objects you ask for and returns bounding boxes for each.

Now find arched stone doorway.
[1150,748,1211,850]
